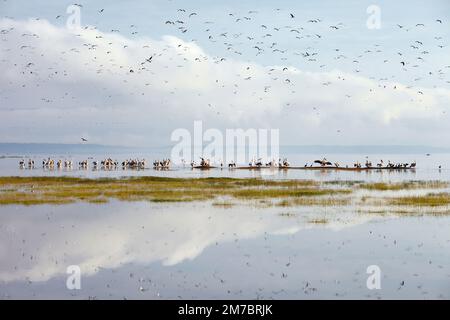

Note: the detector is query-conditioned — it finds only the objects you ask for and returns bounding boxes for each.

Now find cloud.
[0,201,376,283]
[0,18,450,147]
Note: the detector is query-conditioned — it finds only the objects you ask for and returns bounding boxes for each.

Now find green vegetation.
[308,218,329,224]
[212,201,235,208]
[1,176,449,215]
[231,188,351,199]
[359,181,449,191]
[389,193,450,207]
[0,176,347,206]
[276,197,351,207]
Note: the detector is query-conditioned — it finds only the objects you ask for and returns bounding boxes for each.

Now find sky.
[0,0,450,147]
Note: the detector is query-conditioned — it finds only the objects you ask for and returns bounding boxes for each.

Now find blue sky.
[0,0,450,146]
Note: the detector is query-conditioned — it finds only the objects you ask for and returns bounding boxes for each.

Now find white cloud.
[1,18,450,147]
[0,202,377,283]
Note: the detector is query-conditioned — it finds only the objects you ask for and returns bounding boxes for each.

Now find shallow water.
[1,152,450,182]
[0,201,449,299]
[1,150,450,299]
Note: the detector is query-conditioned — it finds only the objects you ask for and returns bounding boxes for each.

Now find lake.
[0,201,449,299]
[0,147,449,299]
[1,150,450,182]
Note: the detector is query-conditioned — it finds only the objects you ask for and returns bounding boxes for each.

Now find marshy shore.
[0,176,449,215]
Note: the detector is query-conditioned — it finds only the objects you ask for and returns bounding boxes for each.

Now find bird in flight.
[81,138,88,142]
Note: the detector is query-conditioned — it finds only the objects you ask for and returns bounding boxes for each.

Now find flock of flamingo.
[18,156,418,171]
[19,158,147,170]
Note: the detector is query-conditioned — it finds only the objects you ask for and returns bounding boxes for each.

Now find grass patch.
[232,188,351,199]
[212,201,235,208]
[0,176,346,206]
[308,218,329,224]
[1,176,448,214]
[388,193,450,207]
[360,181,449,191]
[276,197,351,207]
[88,198,109,204]
[326,180,364,186]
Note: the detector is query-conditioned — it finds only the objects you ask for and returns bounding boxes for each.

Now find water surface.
[0,201,449,299]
